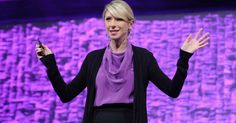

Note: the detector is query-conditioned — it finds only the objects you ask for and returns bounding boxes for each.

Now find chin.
[109,36,122,41]
[108,32,128,41]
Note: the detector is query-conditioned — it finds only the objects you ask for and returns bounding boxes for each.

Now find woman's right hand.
[35,43,53,59]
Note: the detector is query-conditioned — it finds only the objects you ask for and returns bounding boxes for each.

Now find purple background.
[0,11,236,123]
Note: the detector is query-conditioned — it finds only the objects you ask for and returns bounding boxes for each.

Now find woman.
[35,0,210,123]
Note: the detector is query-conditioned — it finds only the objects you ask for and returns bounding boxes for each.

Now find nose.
[110,19,116,29]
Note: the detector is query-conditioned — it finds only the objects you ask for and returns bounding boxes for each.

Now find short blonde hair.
[102,0,135,23]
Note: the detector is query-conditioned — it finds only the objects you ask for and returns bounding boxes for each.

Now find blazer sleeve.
[40,54,88,103]
[148,49,193,98]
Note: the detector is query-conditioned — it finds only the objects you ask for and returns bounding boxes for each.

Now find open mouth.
[110,30,119,34]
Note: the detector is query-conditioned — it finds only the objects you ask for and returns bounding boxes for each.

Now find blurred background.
[0,0,236,123]
[1,0,236,23]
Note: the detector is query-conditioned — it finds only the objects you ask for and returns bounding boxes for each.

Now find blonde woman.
[35,0,210,123]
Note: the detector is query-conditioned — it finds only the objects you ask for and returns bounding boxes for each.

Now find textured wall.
[0,12,236,123]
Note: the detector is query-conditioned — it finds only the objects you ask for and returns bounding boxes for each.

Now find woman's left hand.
[181,28,210,53]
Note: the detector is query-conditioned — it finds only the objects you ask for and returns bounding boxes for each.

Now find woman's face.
[104,11,132,41]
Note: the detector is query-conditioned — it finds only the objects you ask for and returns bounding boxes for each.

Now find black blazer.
[40,45,193,123]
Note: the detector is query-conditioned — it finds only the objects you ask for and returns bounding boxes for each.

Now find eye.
[105,17,111,21]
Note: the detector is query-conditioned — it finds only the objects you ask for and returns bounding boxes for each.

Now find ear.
[128,20,134,30]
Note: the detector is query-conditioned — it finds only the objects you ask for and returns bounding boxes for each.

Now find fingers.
[194,28,203,39]
[199,42,209,48]
[186,33,192,43]
[35,44,45,56]
[35,42,54,59]
[36,43,47,49]
[198,32,210,42]
[35,44,43,50]
[199,37,210,46]
[42,44,49,49]
[35,47,43,53]
[36,43,44,49]
[36,44,40,48]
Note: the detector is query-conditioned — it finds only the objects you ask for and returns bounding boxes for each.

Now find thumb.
[186,33,192,43]
[41,44,47,49]
[41,44,53,54]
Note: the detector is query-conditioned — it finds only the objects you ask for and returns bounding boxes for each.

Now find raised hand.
[181,28,210,53]
[35,43,53,59]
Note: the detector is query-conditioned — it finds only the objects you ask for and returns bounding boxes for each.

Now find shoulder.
[132,45,153,56]
[85,47,106,60]
[132,45,156,67]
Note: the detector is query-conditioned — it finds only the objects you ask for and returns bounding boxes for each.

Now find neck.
[109,37,128,53]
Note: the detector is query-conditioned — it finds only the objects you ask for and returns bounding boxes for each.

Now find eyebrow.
[105,16,112,19]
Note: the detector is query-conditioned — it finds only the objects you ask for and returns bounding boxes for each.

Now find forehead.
[103,9,129,22]
[104,10,126,21]
[104,11,113,18]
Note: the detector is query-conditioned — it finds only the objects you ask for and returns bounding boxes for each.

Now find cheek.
[121,24,129,33]
[105,25,110,33]
[104,22,109,29]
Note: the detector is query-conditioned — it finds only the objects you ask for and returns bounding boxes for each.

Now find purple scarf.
[102,41,133,91]
[94,41,134,106]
